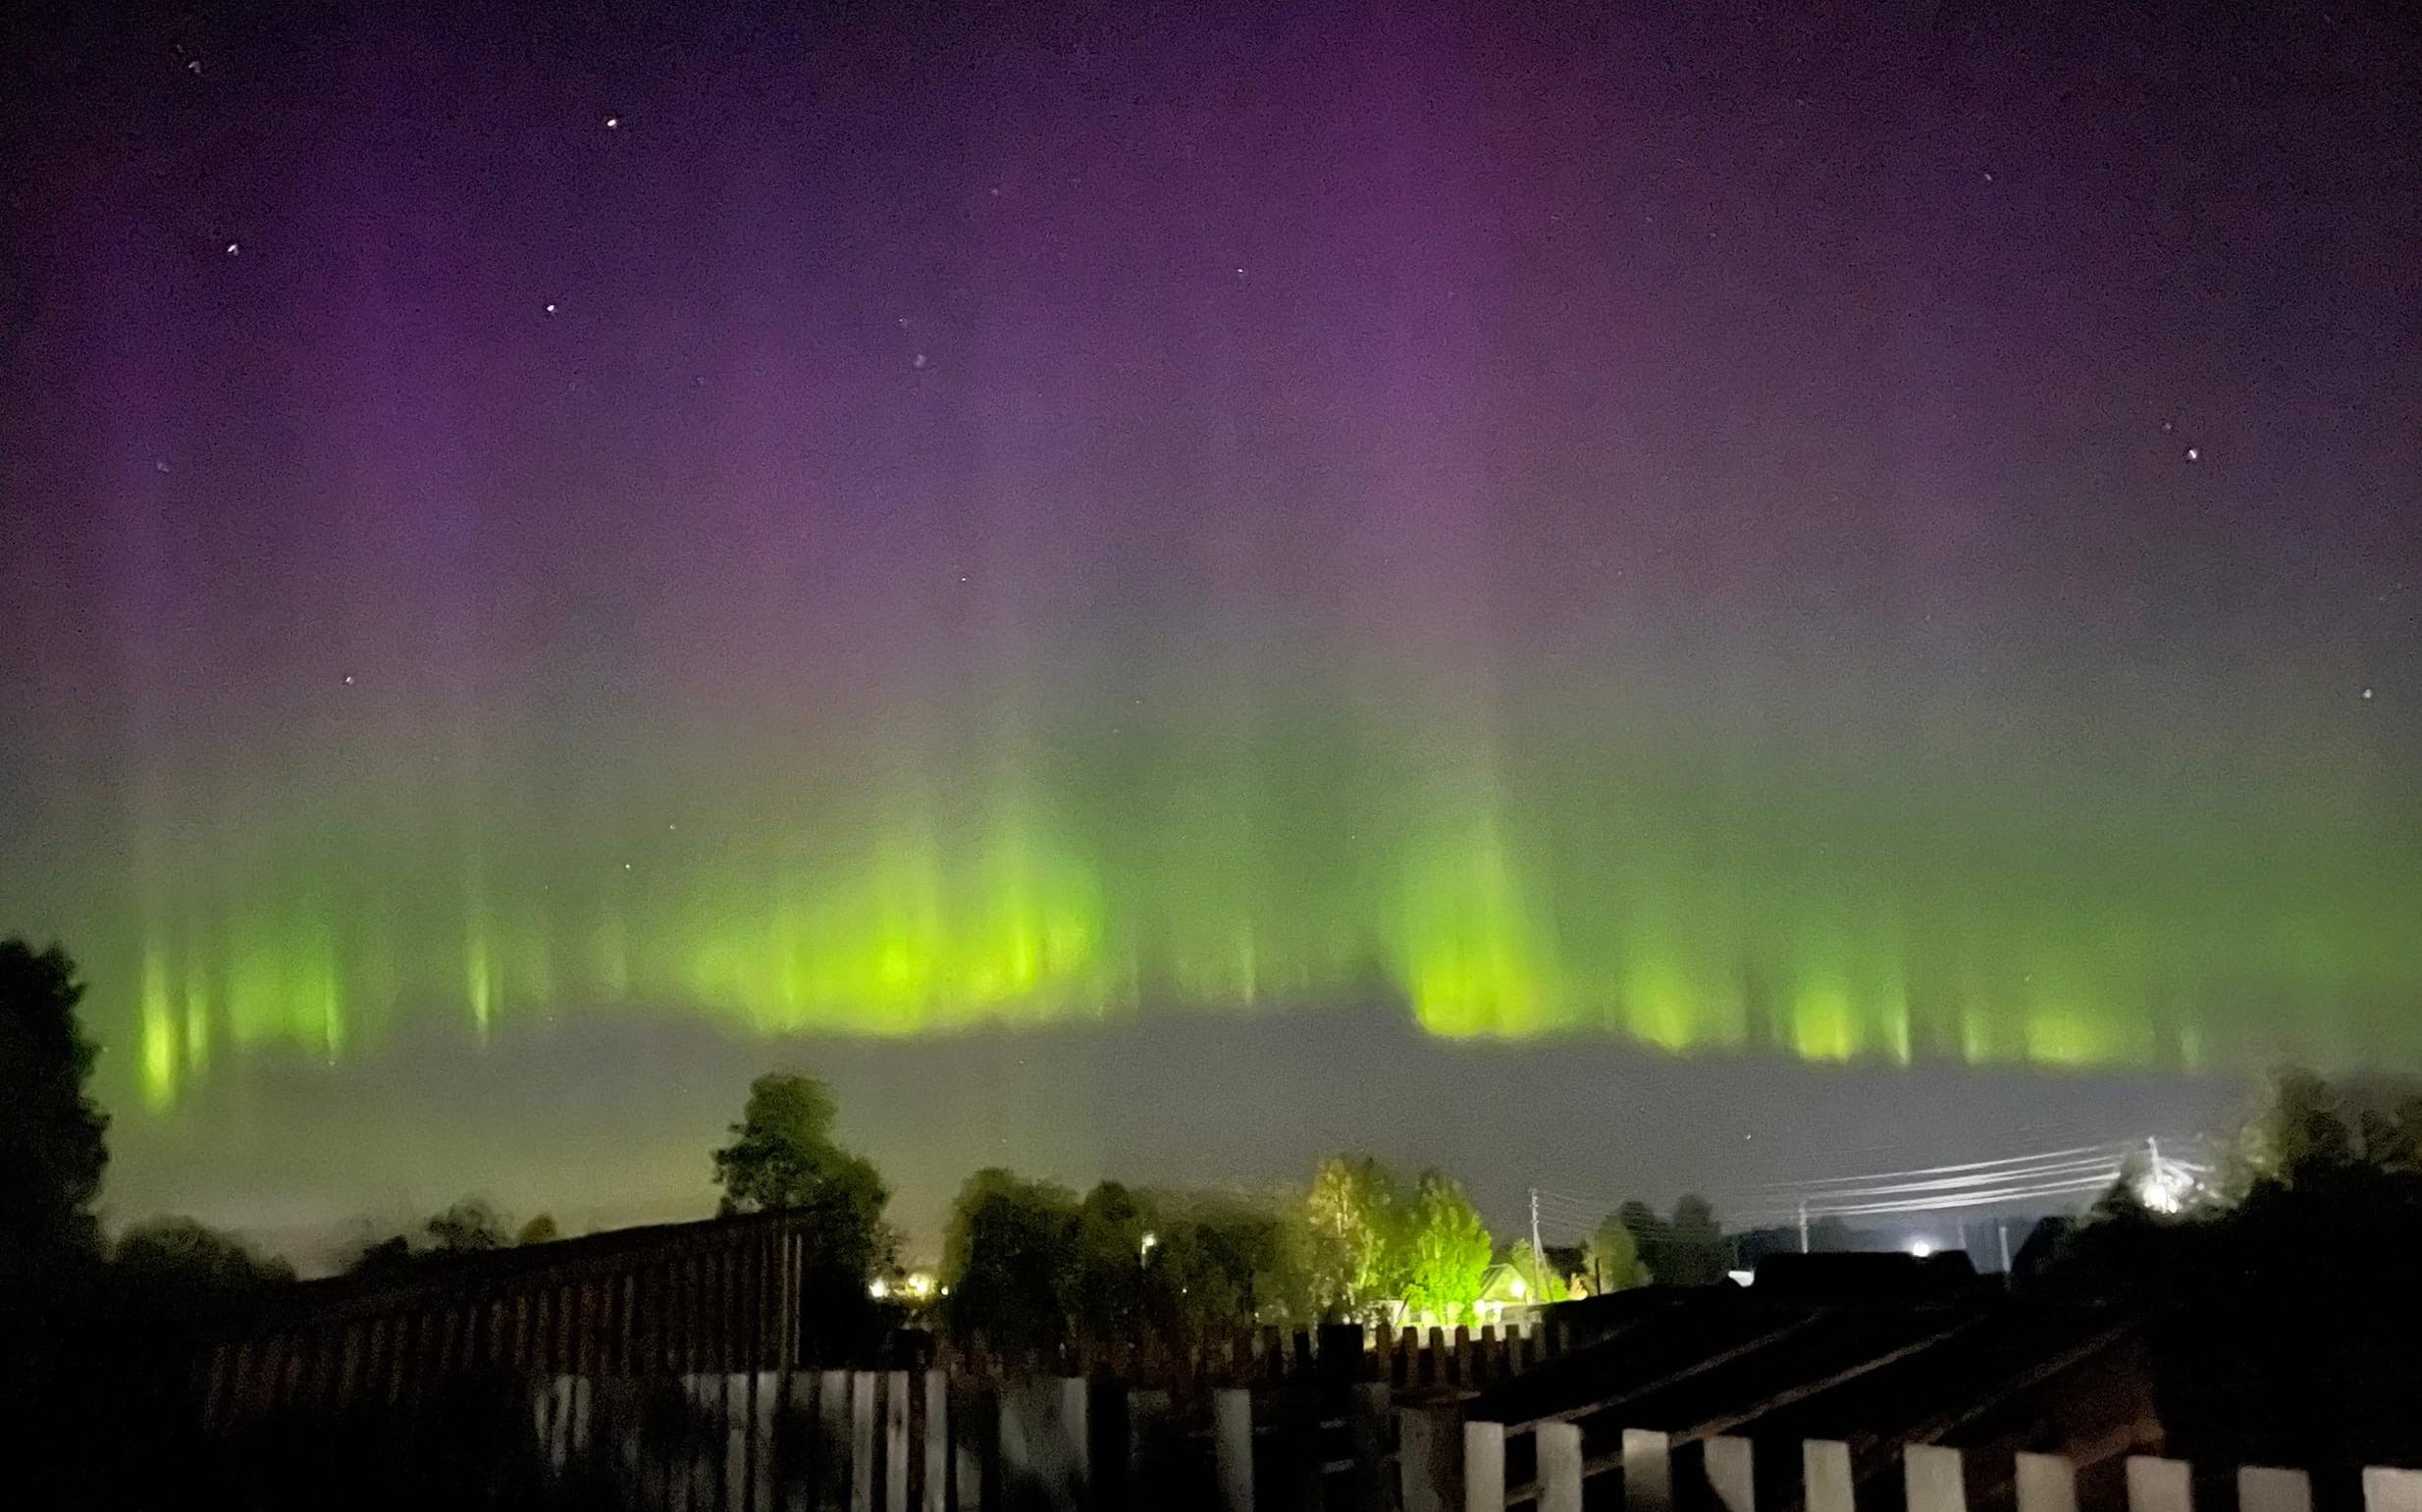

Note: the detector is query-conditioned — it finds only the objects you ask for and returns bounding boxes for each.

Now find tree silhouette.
[940,1167,1079,1353]
[113,1216,293,1294]
[1586,1213,1648,1292]
[713,1072,893,1334]
[0,940,108,1284]
[425,1196,510,1253]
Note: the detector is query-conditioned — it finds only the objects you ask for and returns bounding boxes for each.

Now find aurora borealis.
[3,1,2416,1238]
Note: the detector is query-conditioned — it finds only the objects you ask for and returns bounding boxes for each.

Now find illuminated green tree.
[1507,1238,1573,1302]
[1302,1153,1405,1316]
[0,940,107,1284]
[1398,1171,1493,1322]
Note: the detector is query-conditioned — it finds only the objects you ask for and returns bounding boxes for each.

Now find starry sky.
[2,0,2416,1258]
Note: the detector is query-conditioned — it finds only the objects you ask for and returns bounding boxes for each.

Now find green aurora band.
[82,680,2421,1114]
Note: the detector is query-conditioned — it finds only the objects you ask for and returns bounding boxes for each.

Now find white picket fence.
[531,1365,2422,1512]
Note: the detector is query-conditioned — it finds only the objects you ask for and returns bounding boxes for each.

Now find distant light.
[1909,1240,1934,1258]
[1138,1230,1158,1258]
[2136,1162,2194,1215]
[868,1277,889,1300]
[1726,1269,1756,1287]
[902,1272,934,1300]
[2362,688,2376,701]
[1508,1277,1527,1300]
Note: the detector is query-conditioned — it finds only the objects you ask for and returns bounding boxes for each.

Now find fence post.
[1804,1440,1854,1512]
[951,1374,987,1512]
[1126,1386,1174,1505]
[1538,1422,1584,1512]
[1906,1445,1966,1512]
[818,1368,853,1510]
[997,1376,1088,1511]
[923,1371,950,1512]
[2017,1453,2080,1512]
[1706,1436,1755,1512]
[1465,1421,1505,1512]
[2365,1470,2422,1512]
[1625,1430,1674,1512]
[2240,1468,2313,1512]
[1339,1382,1390,1512]
[885,1371,911,1512]
[1216,1386,1256,1512]
[725,1372,753,1512]
[2129,1457,2192,1512]
[852,1371,878,1512]
[1398,1403,1464,1512]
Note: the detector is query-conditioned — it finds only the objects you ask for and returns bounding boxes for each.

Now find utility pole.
[1528,1188,1547,1292]
[1797,1198,1811,1254]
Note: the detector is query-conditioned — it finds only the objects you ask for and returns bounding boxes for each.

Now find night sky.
[4,0,2415,1261]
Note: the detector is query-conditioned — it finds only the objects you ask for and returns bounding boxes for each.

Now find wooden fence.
[175,1217,2417,1511]
[193,1209,816,1430]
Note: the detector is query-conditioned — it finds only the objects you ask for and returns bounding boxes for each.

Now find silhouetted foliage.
[0,939,108,1287]
[941,1167,1079,1353]
[1585,1211,1647,1292]
[342,1196,556,1274]
[2037,1069,2422,1465]
[113,1216,294,1295]
[712,1071,894,1351]
[1609,1194,1729,1285]
[426,1196,511,1253]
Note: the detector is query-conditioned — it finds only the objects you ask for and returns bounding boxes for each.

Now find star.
[341,674,354,686]
[2184,447,2199,462]
[605,116,620,130]
[913,352,927,368]
[224,241,239,256]
[544,302,556,315]
[2363,688,2376,701]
